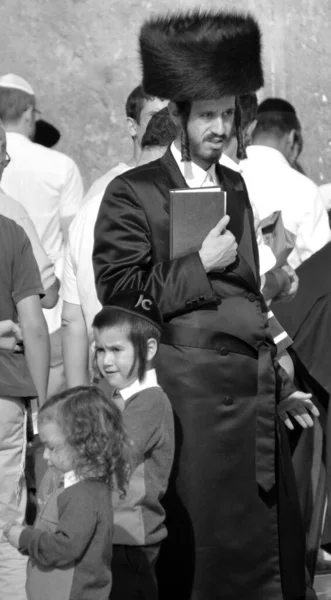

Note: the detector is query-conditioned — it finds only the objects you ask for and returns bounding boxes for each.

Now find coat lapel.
[159,150,259,291]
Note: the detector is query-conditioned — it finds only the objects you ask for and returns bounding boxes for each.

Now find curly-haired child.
[93,290,175,600]
[3,385,131,600]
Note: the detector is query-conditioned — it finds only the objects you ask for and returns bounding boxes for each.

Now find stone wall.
[1,0,330,190]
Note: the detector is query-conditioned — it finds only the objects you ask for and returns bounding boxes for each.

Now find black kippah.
[105,290,163,331]
[258,98,296,115]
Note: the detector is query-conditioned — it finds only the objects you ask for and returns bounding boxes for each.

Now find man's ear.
[126,117,137,138]
[288,129,297,150]
[23,105,34,123]
[168,101,181,127]
[146,338,158,362]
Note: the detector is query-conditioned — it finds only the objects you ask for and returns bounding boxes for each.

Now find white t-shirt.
[83,162,130,204]
[240,145,331,270]
[62,163,130,342]
[2,132,84,332]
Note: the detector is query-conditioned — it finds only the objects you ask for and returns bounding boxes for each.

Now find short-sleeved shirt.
[0,215,44,397]
[0,187,56,292]
[62,163,130,342]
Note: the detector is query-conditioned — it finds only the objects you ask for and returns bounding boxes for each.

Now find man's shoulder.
[0,212,26,241]
[87,163,130,199]
[0,188,29,221]
[111,157,165,188]
[28,141,79,173]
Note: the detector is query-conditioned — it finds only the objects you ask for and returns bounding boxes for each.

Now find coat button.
[223,396,234,406]
[248,293,257,302]
[219,347,228,356]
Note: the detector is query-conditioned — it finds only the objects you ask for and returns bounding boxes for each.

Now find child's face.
[94,324,139,390]
[39,421,74,474]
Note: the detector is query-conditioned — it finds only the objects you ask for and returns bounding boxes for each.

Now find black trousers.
[110,544,160,600]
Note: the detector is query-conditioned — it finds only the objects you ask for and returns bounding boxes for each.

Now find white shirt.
[2,132,84,332]
[84,162,130,203]
[64,470,80,489]
[171,143,276,276]
[171,142,217,187]
[119,369,159,402]
[240,145,331,270]
[0,187,56,291]
[62,163,130,342]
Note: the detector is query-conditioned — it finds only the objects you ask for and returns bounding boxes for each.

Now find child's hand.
[278,391,319,430]
[2,522,24,548]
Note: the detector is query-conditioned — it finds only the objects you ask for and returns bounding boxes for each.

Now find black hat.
[105,290,163,332]
[139,10,264,103]
[34,119,61,148]
[258,98,297,115]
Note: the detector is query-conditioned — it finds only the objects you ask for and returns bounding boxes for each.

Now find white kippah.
[0,73,35,96]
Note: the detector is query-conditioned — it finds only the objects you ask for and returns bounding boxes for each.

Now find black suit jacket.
[93,148,260,321]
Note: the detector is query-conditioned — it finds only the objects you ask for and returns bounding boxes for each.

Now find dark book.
[169,187,226,259]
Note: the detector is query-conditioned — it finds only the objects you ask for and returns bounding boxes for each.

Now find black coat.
[93,149,306,600]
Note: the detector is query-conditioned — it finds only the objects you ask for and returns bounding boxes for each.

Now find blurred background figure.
[240,96,331,269]
[84,85,168,202]
[0,73,85,398]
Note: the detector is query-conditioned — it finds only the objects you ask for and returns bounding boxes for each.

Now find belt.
[161,324,275,492]
[161,324,258,359]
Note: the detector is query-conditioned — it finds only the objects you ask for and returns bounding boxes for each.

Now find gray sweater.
[19,479,113,600]
[111,385,175,546]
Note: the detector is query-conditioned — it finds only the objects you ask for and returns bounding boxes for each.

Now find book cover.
[170,187,226,259]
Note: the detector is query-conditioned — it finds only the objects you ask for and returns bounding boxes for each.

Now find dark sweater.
[19,479,113,600]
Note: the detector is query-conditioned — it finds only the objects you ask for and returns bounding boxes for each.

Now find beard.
[189,134,228,165]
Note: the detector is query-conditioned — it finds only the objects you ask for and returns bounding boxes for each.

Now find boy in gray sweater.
[93,290,175,600]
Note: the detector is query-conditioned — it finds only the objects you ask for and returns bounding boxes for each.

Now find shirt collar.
[119,368,159,402]
[171,141,218,188]
[245,145,290,168]
[219,153,241,172]
[63,470,80,489]
[5,131,32,146]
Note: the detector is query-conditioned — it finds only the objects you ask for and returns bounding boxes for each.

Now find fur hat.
[139,10,264,102]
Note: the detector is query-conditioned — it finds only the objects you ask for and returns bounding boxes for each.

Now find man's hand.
[278,391,320,430]
[199,215,238,273]
[278,263,299,301]
[2,522,24,549]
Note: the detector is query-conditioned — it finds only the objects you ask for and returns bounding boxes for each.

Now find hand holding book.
[199,215,238,273]
[169,187,237,272]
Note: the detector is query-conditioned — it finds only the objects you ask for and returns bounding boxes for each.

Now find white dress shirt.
[240,145,331,270]
[62,163,130,342]
[2,132,84,332]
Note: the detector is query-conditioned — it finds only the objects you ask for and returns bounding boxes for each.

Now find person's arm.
[93,177,235,318]
[15,209,59,309]
[123,391,172,467]
[11,224,50,405]
[42,276,60,309]
[62,301,90,387]
[6,486,98,567]
[59,159,84,245]
[61,238,90,387]
[293,186,331,268]
[17,295,50,406]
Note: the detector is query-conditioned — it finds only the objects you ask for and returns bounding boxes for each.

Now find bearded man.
[93,11,317,600]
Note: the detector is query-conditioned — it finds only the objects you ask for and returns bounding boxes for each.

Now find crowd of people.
[0,7,331,600]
